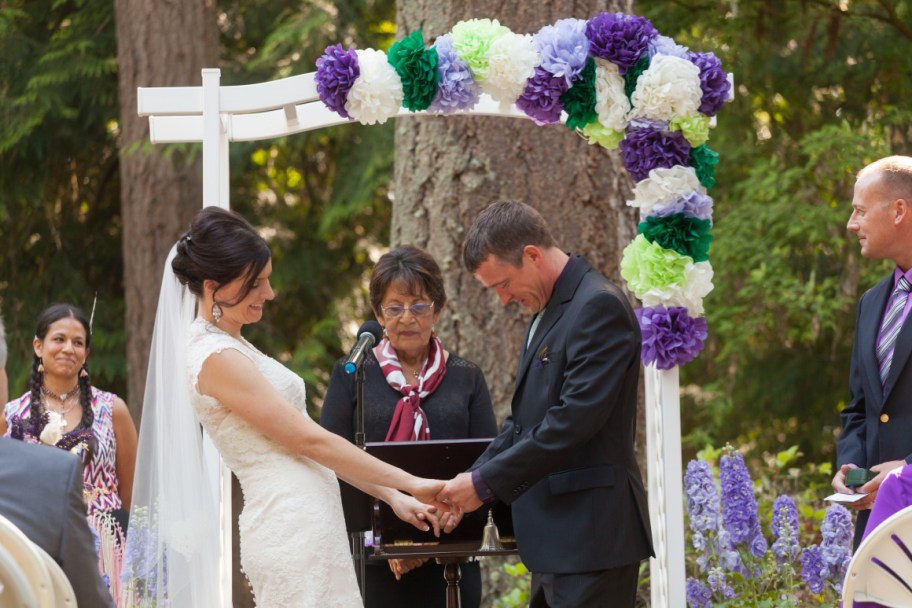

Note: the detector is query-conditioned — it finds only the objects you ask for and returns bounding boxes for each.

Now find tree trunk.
[393,0,645,601]
[114,0,217,421]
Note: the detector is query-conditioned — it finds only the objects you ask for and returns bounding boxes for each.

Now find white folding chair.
[0,515,53,608]
[0,543,39,608]
[843,504,912,607]
[31,545,75,607]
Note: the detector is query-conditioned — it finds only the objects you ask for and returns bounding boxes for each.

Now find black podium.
[341,438,517,608]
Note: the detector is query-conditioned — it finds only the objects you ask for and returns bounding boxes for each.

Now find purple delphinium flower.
[586,12,658,74]
[636,306,708,370]
[686,577,712,608]
[770,495,801,563]
[516,67,569,125]
[685,460,721,540]
[707,567,735,600]
[800,545,827,594]
[533,18,590,85]
[315,44,360,119]
[719,450,767,560]
[648,34,689,60]
[650,191,714,223]
[820,504,853,583]
[429,34,480,114]
[619,128,691,183]
[687,51,730,116]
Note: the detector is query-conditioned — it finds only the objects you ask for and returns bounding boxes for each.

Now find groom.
[439,201,653,607]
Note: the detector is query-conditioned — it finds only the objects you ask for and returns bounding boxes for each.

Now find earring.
[212,302,222,323]
[382,326,388,337]
[38,361,45,374]
[80,366,88,379]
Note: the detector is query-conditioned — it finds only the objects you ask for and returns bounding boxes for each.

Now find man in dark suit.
[440,201,653,607]
[0,437,114,607]
[833,155,912,549]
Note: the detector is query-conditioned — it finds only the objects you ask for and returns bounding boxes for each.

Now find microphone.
[344,320,383,374]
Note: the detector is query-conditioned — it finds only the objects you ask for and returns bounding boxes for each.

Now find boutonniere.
[534,346,550,369]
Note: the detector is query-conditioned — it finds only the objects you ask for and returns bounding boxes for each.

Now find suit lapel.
[513,258,592,395]
[861,276,894,410]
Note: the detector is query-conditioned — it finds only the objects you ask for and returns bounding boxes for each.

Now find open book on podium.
[339,438,516,559]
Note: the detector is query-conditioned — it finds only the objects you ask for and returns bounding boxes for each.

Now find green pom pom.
[620,235,691,299]
[670,115,711,147]
[690,144,719,189]
[450,19,509,82]
[561,57,598,131]
[388,30,440,112]
[624,56,650,102]
[581,122,624,150]
[638,215,713,262]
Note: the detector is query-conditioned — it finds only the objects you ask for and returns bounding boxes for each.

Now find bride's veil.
[121,244,222,607]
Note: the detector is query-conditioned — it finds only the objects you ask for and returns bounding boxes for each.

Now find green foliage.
[494,561,530,608]
[0,0,124,397]
[638,0,912,464]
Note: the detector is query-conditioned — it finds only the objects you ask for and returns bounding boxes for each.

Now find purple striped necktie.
[876,276,912,388]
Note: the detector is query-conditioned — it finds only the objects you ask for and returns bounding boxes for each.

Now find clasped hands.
[831,459,906,510]
[388,472,484,580]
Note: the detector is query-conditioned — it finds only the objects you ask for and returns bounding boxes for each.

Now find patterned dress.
[5,387,126,603]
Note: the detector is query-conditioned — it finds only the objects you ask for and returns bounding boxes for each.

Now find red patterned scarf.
[374,335,447,441]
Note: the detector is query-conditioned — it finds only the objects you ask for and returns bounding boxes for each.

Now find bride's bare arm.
[197,348,444,503]
[336,475,443,536]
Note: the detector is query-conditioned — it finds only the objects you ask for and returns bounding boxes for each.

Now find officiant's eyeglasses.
[381,303,435,319]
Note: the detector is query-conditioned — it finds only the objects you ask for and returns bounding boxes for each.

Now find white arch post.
[137,68,686,608]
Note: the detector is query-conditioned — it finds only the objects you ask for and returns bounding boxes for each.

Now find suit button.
[881,413,890,423]
[515,425,522,435]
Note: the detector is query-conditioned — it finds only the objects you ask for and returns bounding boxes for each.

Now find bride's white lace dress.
[187,318,362,607]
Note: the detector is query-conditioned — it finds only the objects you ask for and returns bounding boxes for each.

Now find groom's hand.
[438,472,482,513]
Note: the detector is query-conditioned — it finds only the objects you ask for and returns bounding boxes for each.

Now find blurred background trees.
[3,0,912,515]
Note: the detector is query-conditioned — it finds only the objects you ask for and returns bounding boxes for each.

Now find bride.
[122,207,445,607]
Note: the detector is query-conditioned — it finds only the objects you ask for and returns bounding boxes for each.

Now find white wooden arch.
[138,68,685,608]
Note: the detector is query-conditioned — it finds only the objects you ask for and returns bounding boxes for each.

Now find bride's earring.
[212,302,223,323]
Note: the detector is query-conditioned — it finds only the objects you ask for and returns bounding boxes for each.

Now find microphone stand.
[353,363,367,605]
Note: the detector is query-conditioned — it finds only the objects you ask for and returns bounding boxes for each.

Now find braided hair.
[28,303,97,459]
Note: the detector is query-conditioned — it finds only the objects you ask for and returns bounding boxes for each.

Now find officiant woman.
[321,245,497,608]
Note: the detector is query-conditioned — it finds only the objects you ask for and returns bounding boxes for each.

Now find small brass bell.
[479,509,503,551]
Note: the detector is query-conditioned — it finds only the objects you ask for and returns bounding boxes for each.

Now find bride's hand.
[389,492,441,537]
[409,477,447,509]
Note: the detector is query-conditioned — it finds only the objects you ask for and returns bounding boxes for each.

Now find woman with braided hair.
[1,303,138,604]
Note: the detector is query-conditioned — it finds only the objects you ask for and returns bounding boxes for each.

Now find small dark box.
[845,468,877,488]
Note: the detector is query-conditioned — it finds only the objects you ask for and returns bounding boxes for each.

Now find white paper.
[825,492,868,504]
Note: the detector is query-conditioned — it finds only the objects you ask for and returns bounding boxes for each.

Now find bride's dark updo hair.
[172,207,271,305]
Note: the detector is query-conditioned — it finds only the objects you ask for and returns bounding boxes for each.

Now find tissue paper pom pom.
[315,44,360,119]
[648,35,689,60]
[670,114,712,147]
[640,261,714,315]
[429,35,481,113]
[619,127,691,183]
[387,30,440,112]
[650,191,714,223]
[620,234,691,297]
[561,57,598,130]
[481,31,541,107]
[623,55,651,100]
[450,18,510,82]
[627,165,704,214]
[690,144,719,189]
[586,12,658,74]
[581,121,625,149]
[533,18,590,84]
[630,55,703,121]
[636,306,707,369]
[516,67,569,125]
[593,58,630,131]
[688,51,731,116]
[638,215,713,262]
[345,49,404,125]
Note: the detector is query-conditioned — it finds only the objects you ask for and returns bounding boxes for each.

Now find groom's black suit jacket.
[838,272,912,544]
[471,257,653,573]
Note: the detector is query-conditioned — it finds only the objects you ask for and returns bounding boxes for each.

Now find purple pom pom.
[619,128,692,183]
[315,43,360,119]
[585,12,658,74]
[516,67,570,125]
[687,51,730,116]
[635,305,707,369]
